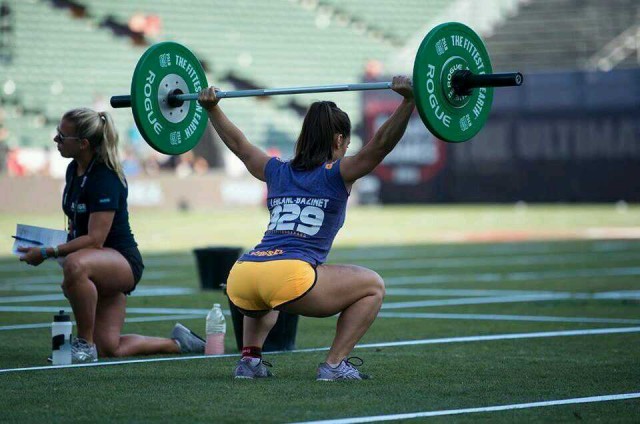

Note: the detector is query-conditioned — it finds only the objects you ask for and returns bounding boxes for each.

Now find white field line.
[0,259,185,272]
[3,284,195,294]
[329,240,640,261]
[3,309,637,332]
[380,291,640,308]
[289,393,640,424]
[5,286,551,297]
[381,290,640,309]
[360,252,640,271]
[0,287,196,304]
[0,242,580,271]
[368,254,640,272]
[92,250,640,272]
[5,266,637,291]
[592,240,640,252]
[0,294,76,303]
[388,288,640,300]
[0,271,173,285]
[0,314,199,331]
[2,266,639,302]
[140,249,640,270]
[592,291,640,300]
[384,288,559,297]
[376,312,640,325]
[2,284,68,293]
[0,306,211,314]
[0,286,561,298]
[2,240,638,273]
[381,294,575,309]
[0,290,634,308]
[1,326,639,374]
[384,266,640,286]
[142,242,639,267]
[1,289,638,315]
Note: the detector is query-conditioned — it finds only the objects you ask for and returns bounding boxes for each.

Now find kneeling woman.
[19,108,203,363]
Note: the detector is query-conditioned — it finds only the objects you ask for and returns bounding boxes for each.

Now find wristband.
[53,246,59,258]
[40,247,49,259]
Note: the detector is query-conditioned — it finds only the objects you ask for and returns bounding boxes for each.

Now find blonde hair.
[62,108,126,186]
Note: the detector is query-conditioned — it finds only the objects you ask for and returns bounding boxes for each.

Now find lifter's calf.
[325,273,385,364]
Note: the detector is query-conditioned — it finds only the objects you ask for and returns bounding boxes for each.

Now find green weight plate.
[413,22,493,143]
[130,42,208,155]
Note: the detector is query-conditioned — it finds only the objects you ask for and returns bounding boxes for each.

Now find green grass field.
[1,205,639,422]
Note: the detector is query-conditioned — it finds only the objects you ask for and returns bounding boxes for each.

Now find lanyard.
[64,158,96,239]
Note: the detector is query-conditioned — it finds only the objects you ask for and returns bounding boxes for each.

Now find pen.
[11,235,43,246]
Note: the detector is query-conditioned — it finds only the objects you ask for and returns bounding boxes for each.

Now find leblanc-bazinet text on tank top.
[240,157,350,266]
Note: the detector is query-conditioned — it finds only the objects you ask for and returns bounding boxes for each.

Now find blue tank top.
[240,157,350,266]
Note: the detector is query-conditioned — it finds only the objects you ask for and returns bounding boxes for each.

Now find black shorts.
[118,245,144,295]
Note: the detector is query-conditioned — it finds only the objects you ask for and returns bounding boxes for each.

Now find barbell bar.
[111,22,524,155]
[111,72,522,110]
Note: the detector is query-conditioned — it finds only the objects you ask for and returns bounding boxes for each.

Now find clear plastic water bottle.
[52,310,72,365]
[205,303,226,355]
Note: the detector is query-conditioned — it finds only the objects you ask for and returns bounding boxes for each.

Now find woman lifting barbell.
[198,75,415,380]
[17,108,204,363]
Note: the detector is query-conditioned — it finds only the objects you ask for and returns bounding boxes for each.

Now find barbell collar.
[110,95,132,109]
[167,89,185,108]
[451,71,523,96]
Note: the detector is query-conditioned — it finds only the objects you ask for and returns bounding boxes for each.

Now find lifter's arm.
[340,76,415,183]
[199,87,270,181]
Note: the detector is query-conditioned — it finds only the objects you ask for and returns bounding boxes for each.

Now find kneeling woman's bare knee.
[62,253,87,286]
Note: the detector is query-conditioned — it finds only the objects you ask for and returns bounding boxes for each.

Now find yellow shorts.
[227,259,317,312]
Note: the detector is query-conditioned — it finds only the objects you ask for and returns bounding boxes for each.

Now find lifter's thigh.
[278,264,384,318]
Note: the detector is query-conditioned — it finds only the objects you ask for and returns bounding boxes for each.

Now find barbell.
[111,22,523,155]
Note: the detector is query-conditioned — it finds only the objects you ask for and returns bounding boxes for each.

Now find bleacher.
[2,0,419,150]
[1,0,142,146]
[314,0,451,42]
[0,0,638,153]
[484,0,640,71]
[80,0,404,144]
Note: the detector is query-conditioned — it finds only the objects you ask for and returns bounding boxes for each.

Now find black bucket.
[192,246,244,290]
[227,299,299,352]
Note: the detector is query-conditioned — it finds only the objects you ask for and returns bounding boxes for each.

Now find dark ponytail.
[291,101,351,171]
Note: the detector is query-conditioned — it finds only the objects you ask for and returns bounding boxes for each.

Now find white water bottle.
[52,310,72,365]
[205,303,226,355]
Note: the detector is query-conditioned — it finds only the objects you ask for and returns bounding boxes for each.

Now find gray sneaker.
[317,357,370,381]
[233,357,273,379]
[171,323,205,354]
[71,337,98,364]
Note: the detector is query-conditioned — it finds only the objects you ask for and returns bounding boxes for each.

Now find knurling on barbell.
[111,22,523,155]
